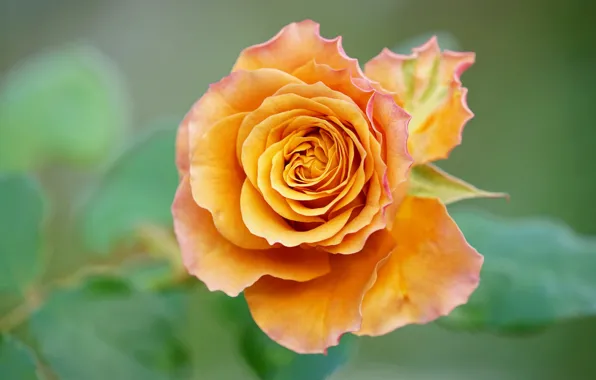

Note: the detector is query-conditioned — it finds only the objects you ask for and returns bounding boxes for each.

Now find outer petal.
[190,113,271,250]
[175,113,190,178]
[233,20,363,79]
[356,196,483,336]
[172,176,331,297]
[365,37,475,163]
[291,60,373,110]
[244,229,395,354]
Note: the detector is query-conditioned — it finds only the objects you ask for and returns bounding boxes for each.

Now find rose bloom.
[173,20,500,354]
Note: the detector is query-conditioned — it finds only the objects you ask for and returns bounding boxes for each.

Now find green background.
[1,0,595,379]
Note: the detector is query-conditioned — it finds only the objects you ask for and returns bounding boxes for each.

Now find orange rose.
[173,20,496,354]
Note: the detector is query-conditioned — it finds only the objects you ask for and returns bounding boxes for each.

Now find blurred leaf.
[241,321,356,380]
[392,31,461,54]
[136,224,186,276]
[0,174,45,294]
[79,127,179,254]
[0,45,130,172]
[409,164,507,205]
[0,335,41,380]
[30,276,190,380]
[175,288,256,379]
[439,211,596,332]
[118,259,179,291]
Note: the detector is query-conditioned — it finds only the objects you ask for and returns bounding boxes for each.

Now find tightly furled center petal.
[282,126,342,188]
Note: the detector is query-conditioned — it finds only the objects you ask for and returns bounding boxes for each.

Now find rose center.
[282,128,339,186]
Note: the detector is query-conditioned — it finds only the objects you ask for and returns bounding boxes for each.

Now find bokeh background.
[1,0,596,379]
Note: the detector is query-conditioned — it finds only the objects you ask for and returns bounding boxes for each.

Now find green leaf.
[0,335,41,380]
[0,174,45,294]
[30,276,191,380]
[409,164,507,205]
[392,31,462,54]
[0,45,130,171]
[79,127,179,254]
[439,211,596,332]
[241,320,356,380]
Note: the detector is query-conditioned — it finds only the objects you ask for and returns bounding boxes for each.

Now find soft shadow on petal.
[172,176,331,297]
[190,112,271,250]
[244,229,395,354]
[233,20,363,79]
[355,196,483,336]
[365,37,475,163]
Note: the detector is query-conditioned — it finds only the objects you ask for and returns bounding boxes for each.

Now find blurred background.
[1,0,596,379]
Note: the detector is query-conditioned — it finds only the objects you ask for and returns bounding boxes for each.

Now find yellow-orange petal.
[172,176,331,297]
[317,171,383,253]
[233,20,363,79]
[190,112,271,250]
[323,211,386,254]
[291,60,373,110]
[356,196,483,336]
[244,229,395,354]
[187,68,302,156]
[364,37,475,164]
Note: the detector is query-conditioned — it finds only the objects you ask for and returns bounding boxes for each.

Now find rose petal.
[244,229,395,354]
[187,68,303,156]
[324,211,387,254]
[190,112,271,250]
[317,172,384,254]
[233,20,363,79]
[365,37,475,163]
[356,196,483,336]
[175,113,190,178]
[291,60,373,109]
[240,179,354,247]
[365,92,413,229]
[172,176,331,297]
